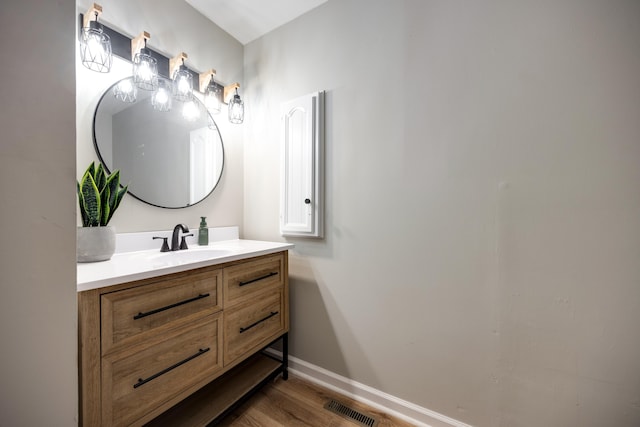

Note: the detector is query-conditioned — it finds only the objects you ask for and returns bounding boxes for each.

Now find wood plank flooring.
[216,374,416,427]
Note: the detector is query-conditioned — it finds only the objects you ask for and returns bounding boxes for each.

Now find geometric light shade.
[152,77,173,112]
[112,78,137,103]
[132,32,158,91]
[171,53,192,102]
[228,87,244,124]
[79,5,112,73]
[173,66,193,102]
[202,71,222,115]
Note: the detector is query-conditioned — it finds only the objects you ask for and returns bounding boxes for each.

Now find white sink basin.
[137,247,232,267]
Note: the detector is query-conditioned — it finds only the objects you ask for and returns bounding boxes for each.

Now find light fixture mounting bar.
[224,83,240,104]
[170,52,189,77]
[83,3,102,28]
[199,69,216,92]
[131,31,151,60]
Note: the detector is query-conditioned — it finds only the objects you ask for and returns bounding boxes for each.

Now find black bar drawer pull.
[239,311,279,334]
[239,272,278,287]
[133,293,210,320]
[133,347,210,389]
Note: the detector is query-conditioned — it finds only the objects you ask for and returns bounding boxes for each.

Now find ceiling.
[185,0,328,45]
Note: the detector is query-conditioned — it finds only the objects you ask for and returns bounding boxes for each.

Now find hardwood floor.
[216,374,416,427]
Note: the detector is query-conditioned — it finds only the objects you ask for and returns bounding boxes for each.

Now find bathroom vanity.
[78,238,293,426]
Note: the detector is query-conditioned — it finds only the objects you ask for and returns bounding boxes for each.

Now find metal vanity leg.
[283,332,289,380]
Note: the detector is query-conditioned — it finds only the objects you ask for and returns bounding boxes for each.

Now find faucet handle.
[180,233,194,250]
[153,236,170,252]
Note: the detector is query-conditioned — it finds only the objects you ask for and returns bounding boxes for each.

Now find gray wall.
[243,0,640,426]
[0,0,78,424]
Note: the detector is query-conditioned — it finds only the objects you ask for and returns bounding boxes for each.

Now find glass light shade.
[80,21,112,73]
[112,78,137,103]
[228,90,244,124]
[152,78,172,112]
[204,80,221,114]
[173,66,193,102]
[182,98,200,122]
[133,49,158,91]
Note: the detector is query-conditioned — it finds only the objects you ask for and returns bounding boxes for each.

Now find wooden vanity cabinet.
[78,251,289,427]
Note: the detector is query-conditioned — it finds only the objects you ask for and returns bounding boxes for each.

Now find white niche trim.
[280,91,325,238]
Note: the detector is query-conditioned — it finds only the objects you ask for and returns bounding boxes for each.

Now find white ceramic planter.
[77,226,116,263]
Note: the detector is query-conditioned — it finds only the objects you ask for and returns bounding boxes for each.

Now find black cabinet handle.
[239,272,278,287]
[133,293,210,320]
[133,347,210,389]
[239,311,279,334]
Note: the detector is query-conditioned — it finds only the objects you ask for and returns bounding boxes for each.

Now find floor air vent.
[324,399,379,427]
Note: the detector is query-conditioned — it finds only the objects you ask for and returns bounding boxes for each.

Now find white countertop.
[77,239,294,292]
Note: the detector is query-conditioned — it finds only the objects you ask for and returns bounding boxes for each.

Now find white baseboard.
[266,349,473,427]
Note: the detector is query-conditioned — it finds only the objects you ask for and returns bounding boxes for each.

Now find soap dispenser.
[198,216,209,246]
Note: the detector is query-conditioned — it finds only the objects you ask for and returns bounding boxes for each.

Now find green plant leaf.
[106,184,128,225]
[77,181,89,227]
[78,162,127,227]
[103,171,119,225]
[94,163,107,192]
[100,185,111,226]
[104,171,120,206]
[86,161,96,178]
[79,170,101,227]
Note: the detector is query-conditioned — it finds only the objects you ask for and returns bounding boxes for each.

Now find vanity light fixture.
[132,32,158,91]
[152,77,173,112]
[79,3,112,73]
[227,84,244,124]
[200,69,222,115]
[171,53,193,102]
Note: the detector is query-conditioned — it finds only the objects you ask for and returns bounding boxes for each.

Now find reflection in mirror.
[93,77,224,209]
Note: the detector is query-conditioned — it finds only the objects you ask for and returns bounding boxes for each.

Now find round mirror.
[93,77,224,208]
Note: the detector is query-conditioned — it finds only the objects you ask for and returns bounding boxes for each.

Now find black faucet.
[171,224,189,251]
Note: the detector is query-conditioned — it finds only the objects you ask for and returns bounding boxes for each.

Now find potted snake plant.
[77,161,128,262]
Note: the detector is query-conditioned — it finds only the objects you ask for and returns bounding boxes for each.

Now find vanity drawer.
[224,289,285,365]
[101,267,222,354]
[223,253,284,307]
[102,314,222,427]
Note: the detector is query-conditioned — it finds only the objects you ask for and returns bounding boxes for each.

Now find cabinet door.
[223,253,284,308]
[280,91,324,238]
[102,314,223,426]
[101,267,222,355]
[223,289,285,365]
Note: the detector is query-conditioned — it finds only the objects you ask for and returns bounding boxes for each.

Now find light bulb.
[155,89,169,104]
[172,62,193,102]
[152,78,172,112]
[86,33,105,56]
[204,79,221,115]
[113,78,137,103]
[183,100,200,121]
[118,79,133,93]
[177,77,190,94]
[138,62,152,80]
